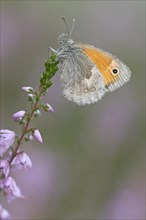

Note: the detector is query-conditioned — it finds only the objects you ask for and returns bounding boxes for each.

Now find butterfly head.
[58,18,75,46]
[57,19,76,60]
[57,33,74,46]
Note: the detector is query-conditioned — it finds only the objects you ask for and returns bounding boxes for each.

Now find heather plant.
[0,53,59,219]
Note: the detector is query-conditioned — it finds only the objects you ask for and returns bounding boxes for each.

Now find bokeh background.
[1,1,145,219]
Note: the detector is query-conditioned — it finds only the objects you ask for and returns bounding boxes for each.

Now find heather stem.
[9,86,45,163]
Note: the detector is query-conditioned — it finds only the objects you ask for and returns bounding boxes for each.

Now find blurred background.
[1,1,145,219]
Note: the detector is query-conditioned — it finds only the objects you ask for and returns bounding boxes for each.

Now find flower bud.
[34,109,41,117]
[33,129,43,143]
[44,103,54,113]
[28,134,34,141]
[13,110,26,122]
[22,86,34,93]
[28,93,35,102]
[0,130,15,157]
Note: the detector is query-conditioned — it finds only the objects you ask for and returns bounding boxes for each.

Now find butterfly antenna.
[68,18,75,38]
[61,17,69,35]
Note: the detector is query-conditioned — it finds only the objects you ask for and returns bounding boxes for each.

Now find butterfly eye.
[111,68,119,75]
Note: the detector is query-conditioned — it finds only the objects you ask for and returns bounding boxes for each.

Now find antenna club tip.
[61,18,75,38]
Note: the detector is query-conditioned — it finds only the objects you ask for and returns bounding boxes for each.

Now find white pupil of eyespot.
[112,68,119,74]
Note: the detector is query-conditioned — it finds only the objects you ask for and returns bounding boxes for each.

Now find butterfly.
[50,18,131,105]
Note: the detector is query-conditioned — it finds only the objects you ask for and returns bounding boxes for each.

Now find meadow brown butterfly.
[51,18,131,105]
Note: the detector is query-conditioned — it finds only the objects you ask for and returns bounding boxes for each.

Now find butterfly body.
[55,26,131,105]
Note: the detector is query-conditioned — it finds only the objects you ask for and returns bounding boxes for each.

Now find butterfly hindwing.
[79,44,131,92]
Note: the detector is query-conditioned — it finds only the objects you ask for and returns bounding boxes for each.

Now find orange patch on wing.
[81,46,119,85]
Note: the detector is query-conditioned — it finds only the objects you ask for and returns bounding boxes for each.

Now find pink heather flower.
[5,150,13,161]
[11,152,32,170]
[0,130,15,157]
[0,160,10,178]
[0,205,10,220]
[1,176,23,202]
[33,129,43,143]
[21,86,34,93]
[0,179,4,189]
[13,110,26,122]
[45,103,54,113]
